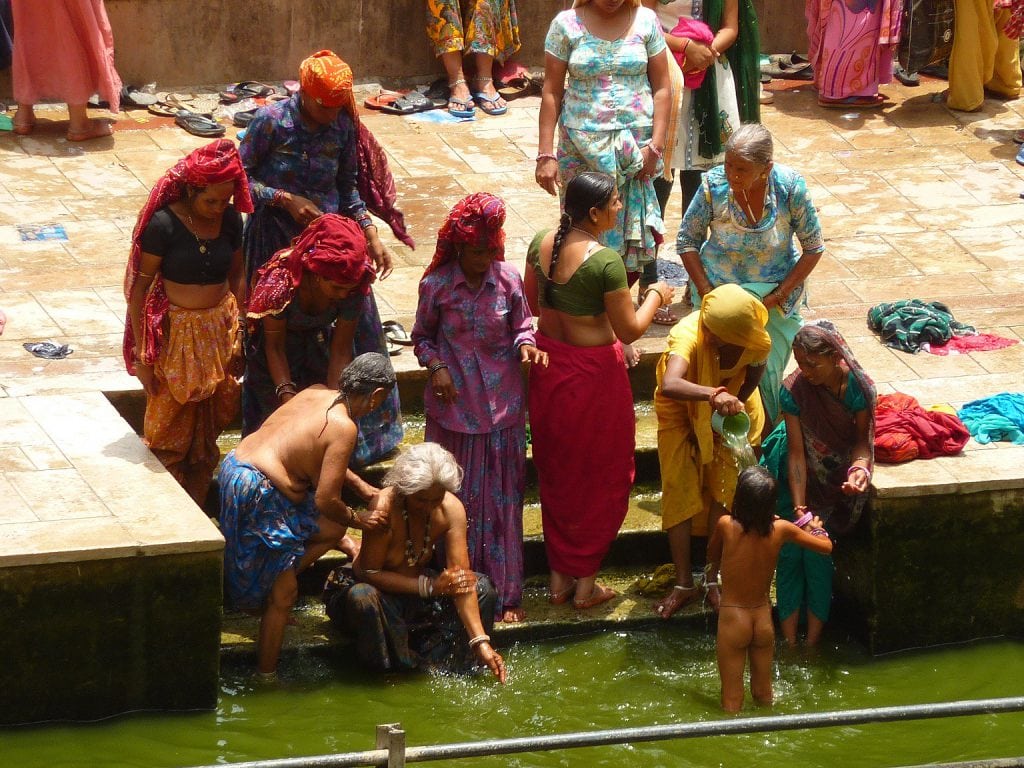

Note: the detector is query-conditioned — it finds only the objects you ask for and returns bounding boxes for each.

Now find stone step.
[222,565,716,663]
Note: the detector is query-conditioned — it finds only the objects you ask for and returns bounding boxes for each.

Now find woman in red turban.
[244,215,384,509]
[123,139,253,504]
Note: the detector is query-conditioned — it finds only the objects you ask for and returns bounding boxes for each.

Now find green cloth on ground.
[867,299,975,353]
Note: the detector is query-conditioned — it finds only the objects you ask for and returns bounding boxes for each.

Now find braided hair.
[545,172,616,305]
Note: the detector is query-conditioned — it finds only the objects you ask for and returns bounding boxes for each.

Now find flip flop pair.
[220,81,281,104]
[365,91,436,116]
[383,320,414,348]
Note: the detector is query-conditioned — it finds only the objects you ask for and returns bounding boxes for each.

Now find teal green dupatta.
[693,0,761,159]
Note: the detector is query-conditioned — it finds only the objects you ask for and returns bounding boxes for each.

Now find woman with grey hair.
[676,123,824,425]
[324,443,506,682]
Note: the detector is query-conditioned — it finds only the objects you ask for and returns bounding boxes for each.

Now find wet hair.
[731,466,777,537]
[383,442,463,496]
[792,324,839,358]
[338,352,397,396]
[724,124,774,166]
[547,172,616,305]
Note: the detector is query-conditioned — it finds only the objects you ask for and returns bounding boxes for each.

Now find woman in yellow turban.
[653,284,771,618]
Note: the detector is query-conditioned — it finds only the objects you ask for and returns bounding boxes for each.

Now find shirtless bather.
[705,466,833,712]
[218,352,396,676]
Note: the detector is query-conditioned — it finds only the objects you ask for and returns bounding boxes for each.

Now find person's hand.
[761,292,780,312]
[435,566,477,596]
[807,515,825,533]
[135,360,156,395]
[520,344,549,367]
[639,145,660,180]
[535,157,559,196]
[681,41,715,72]
[474,641,507,684]
[366,234,394,280]
[842,466,871,495]
[646,281,676,308]
[711,392,744,416]
[350,501,389,532]
[705,582,721,612]
[281,193,324,227]
[430,366,458,404]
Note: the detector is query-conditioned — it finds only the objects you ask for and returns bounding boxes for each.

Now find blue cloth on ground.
[957,393,1024,444]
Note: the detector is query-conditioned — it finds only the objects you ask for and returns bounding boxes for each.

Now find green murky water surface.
[5,630,1022,768]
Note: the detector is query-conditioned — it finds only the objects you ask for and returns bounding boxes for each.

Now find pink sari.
[805,0,902,100]
[11,0,122,111]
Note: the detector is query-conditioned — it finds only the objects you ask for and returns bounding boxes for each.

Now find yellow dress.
[654,285,771,535]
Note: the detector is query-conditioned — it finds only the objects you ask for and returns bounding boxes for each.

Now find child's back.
[707,467,833,713]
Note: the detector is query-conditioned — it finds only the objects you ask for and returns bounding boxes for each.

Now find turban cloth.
[247,214,375,322]
[422,192,507,277]
[122,139,253,374]
[300,49,356,117]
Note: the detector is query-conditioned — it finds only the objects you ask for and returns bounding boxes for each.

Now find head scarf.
[122,139,253,374]
[299,49,356,117]
[691,284,772,465]
[422,193,506,277]
[247,214,374,322]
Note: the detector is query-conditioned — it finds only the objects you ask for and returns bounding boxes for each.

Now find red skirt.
[528,334,635,577]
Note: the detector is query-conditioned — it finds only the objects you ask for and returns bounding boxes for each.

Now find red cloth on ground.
[529,334,635,577]
[874,392,970,462]
[925,333,1019,356]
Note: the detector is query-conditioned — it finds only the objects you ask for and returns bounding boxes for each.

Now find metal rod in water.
[183,696,1024,768]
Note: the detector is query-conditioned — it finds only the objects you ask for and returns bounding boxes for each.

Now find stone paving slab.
[1,76,1024,540]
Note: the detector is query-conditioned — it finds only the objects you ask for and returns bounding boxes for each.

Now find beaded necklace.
[401,504,433,567]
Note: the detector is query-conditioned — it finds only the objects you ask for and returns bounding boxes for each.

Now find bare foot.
[548,577,577,605]
[704,583,721,612]
[338,534,360,560]
[654,584,700,619]
[573,582,616,609]
[67,119,114,142]
[501,607,526,623]
[13,106,35,136]
[0,308,6,336]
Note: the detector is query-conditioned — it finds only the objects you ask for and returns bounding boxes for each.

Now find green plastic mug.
[711,410,751,439]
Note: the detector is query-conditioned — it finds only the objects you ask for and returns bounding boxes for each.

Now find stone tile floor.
[2,75,1024,563]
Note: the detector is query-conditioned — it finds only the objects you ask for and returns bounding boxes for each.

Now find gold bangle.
[641,287,666,308]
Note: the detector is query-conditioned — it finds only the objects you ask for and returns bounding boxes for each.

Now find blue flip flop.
[1017,143,1024,167]
[448,96,476,119]
[472,91,508,116]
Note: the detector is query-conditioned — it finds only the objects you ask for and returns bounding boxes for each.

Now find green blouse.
[527,230,628,317]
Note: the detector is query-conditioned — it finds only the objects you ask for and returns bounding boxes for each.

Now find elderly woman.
[653,284,771,618]
[240,49,403,466]
[324,443,506,683]
[525,172,675,609]
[761,321,875,646]
[426,0,520,117]
[412,193,547,623]
[678,123,824,425]
[536,0,670,288]
[124,139,252,504]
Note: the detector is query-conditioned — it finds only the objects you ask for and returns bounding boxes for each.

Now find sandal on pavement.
[232,108,259,128]
[548,579,578,605]
[573,583,616,610]
[447,79,476,119]
[818,94,887,109]
[382,320,414,346]
[654,584,700,618]
[652,306,679,325]
[220,81,280,104]
[472,79,508,116]
[363,91,404,110]
[174,110,225,138]
[380,91,434,116]
[1014,129,1024,145]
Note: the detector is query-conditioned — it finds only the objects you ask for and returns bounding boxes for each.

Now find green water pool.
[5,629,1022,768]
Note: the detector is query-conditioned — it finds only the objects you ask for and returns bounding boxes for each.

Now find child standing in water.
[705,465,832,712]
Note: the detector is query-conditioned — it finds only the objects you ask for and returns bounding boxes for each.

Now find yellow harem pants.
[947,0,1021,111]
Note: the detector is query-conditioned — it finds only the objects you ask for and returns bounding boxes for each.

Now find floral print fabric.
[425,0,521,61]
